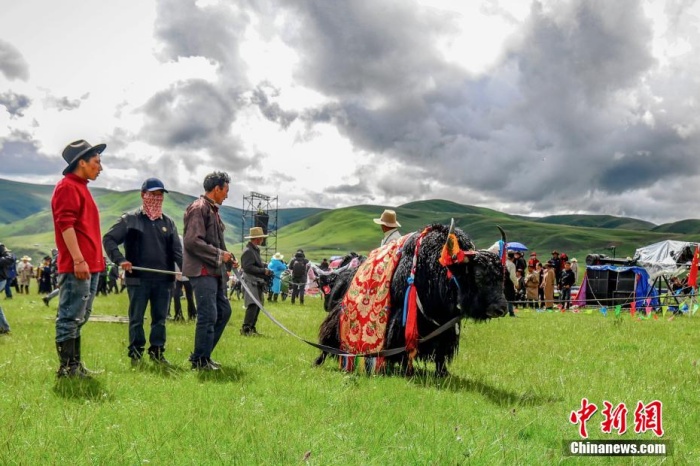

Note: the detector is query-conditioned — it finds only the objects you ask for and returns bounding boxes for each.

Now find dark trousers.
[190,276,231,362]
[126,280,172,359]
[560,286,571,309]
[173,280,196,320]
[291,282,305,304]
[243,281,265,330]
[4,279,12,298]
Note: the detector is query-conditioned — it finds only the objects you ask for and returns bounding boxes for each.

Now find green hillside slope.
[535,214,656,231]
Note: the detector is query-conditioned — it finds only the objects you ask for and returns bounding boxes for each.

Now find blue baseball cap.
[141,177,168,193]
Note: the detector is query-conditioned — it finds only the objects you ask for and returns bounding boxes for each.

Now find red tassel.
[405,285,419,358]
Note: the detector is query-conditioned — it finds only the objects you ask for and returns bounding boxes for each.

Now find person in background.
[319,258,329,271]
[4,248,16,299]
[513,251,527,274]
[505,251,517,317]
[536,262,545,308]
[550,250,563,284]
[528,252,540,269]
[559,261,576,310]
[525,264,540,308]
[570,258,579,283]
[541,262,556,310]
[51,139,106,378]
[37,255,53,294]
[267,252,287,302]
[373,209,402,247]
[515,268,526,306]
[288,250,309,305]
[17,255,33,294]
[0,243,14,333]
[171,236,196,321]
[240,227,272,335]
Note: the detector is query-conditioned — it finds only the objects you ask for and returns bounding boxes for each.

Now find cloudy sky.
[1,0,699,224]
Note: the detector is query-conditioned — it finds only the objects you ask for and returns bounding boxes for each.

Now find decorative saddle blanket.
[339,235,410,364]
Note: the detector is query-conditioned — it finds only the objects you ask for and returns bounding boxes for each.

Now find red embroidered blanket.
[339,235,409,355]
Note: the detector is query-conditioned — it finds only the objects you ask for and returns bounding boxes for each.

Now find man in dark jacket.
[182,171,237,371]
[240,227,272,336]
[0,243,13,333]
[559,261,576,310]
[103,178,182,366]
[288,249,309,305]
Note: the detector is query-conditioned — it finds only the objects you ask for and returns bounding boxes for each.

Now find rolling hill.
[1,178,700,264]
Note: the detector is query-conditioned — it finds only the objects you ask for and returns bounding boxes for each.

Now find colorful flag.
[615,305,621,317]
[688,243,700,290]
[600,306,607,317]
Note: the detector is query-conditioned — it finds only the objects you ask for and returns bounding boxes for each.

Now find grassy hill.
[2,179,700,264]
[534,214,656,231]
[652,219,700,234]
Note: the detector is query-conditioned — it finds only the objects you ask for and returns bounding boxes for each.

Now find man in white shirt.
[373,209,402,247]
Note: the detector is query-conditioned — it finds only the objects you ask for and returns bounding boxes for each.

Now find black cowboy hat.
[62,139,106,175]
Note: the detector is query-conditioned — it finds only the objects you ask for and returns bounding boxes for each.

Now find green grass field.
[0,290,698,464]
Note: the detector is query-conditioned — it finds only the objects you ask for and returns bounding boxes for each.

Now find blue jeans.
[55,273,99,342]
[126,280,172,358]
[190,276,231,362]
[0,279,10,332]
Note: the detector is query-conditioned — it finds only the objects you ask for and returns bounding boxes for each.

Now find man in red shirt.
[51,139,105,378]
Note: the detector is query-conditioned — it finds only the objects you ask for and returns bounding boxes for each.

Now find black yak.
[314,223,508,377]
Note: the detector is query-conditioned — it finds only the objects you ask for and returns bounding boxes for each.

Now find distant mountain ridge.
[1,178,699,262]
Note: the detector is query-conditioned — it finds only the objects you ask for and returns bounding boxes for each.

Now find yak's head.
[436,223,508,321]
[453,250,508,320]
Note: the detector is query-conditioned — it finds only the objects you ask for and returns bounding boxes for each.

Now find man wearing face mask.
[103,178,182,367]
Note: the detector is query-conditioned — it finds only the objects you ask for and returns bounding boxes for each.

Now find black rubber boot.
[75,336,98,376]
[56,339,89,378]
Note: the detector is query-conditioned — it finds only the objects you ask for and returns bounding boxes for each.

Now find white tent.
[634,240,697,276]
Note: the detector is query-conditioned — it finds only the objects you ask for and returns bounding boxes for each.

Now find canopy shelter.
[573,265,659,309]
[634,240,698,276]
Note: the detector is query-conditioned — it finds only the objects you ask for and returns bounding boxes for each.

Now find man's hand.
[121,260,133,272]
[74,261,90,280]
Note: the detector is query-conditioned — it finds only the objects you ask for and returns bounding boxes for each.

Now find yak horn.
[497,225,507,245]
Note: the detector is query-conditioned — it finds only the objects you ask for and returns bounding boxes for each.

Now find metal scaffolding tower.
[241,191,278,263]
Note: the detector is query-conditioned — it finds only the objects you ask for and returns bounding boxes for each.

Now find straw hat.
[373,209,401,228]
[244,226,268,239]
[21,255,31,261]
[273,252,284,260]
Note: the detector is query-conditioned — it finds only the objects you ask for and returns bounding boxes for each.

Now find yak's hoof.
[313,353,326,366]
[435,368,450,378]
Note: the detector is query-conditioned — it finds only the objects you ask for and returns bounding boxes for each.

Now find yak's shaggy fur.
[315,223,508,376]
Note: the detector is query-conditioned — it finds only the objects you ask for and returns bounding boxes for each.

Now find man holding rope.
[103,177,182,367]
[183,171,237,371]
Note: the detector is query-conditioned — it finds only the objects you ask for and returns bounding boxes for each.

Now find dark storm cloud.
[154,0,251,84]
[140,79,237,148]
[250,84,298,129]
[0,134,62,175]
[0,39,29,81]
[0,91,31,117]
